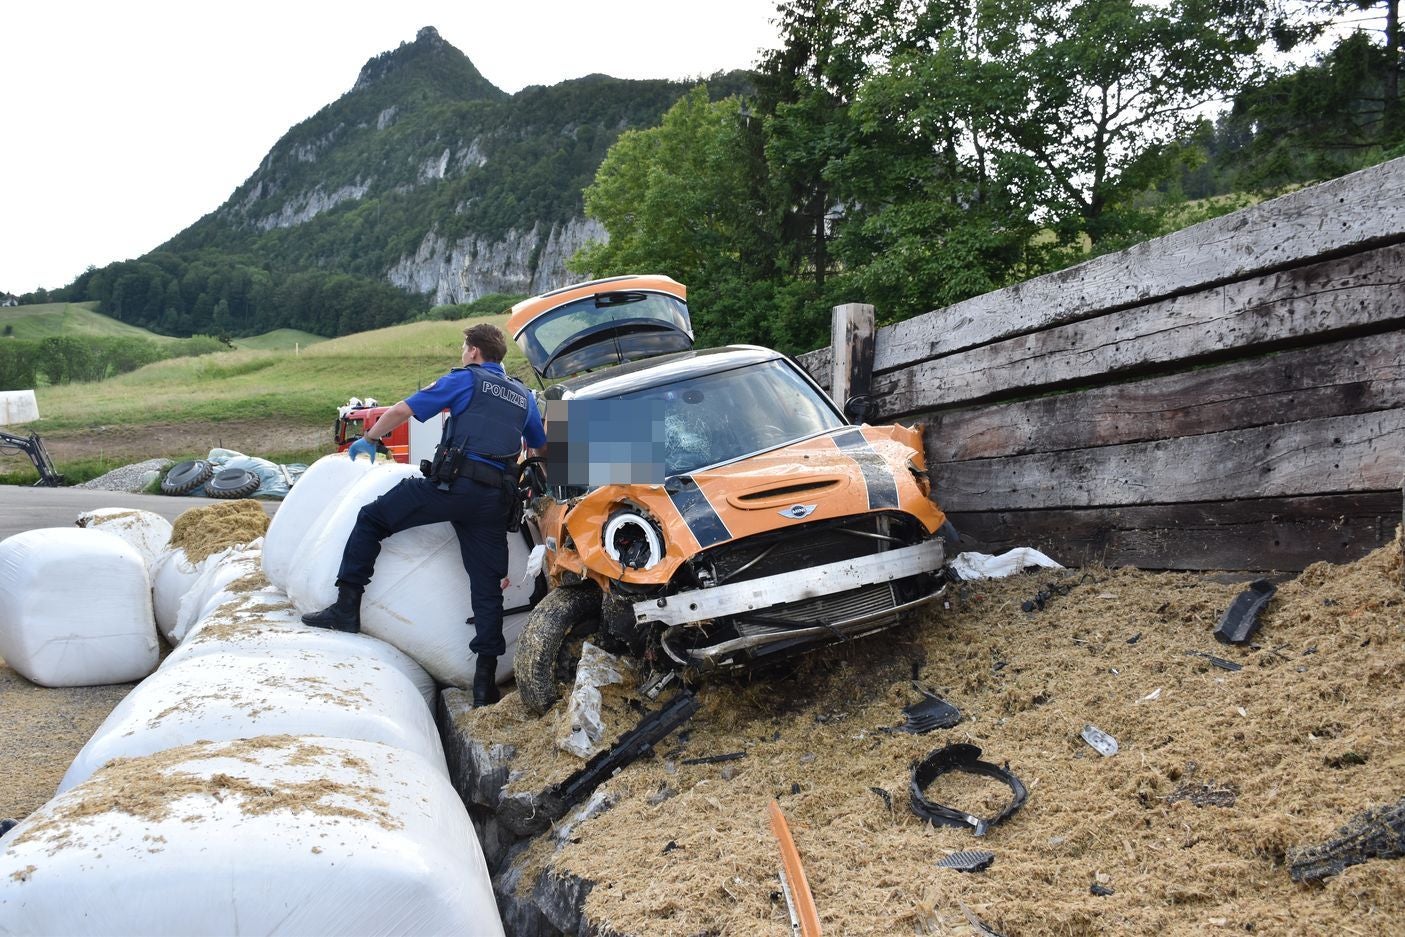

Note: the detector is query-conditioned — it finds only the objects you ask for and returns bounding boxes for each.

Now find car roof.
[548,345,789,399]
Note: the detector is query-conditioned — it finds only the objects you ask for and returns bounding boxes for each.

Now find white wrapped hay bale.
[170,540,265,644]
[150,543,234,645]
[59,645,444,793]
[74,508,172,570]
[262,453,375,591]
[170,593,437,707]
[0,736,504,937]
[0,528,158,687]
[288,464,535,688]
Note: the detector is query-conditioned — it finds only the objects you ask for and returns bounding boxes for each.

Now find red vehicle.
[333,398,446,465]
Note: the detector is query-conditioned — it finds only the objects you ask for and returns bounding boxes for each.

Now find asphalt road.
[0,486,278,540]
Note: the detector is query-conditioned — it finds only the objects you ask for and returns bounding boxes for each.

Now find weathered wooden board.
[945,491,1402,571]
[830,303,875,407]
[876,243,1405,416]
[871,156,1405,370]
[934,409,1405,511]
[922,330,1405,462]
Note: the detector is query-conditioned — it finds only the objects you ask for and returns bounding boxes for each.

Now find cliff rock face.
[386,217,607,304]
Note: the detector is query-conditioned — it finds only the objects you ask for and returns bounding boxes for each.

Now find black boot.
[301,583,363,633]
[473,656,501,707]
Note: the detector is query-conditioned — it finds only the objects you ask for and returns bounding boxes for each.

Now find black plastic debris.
[1289,797,1405,882]
[681,750,746,766]
[0,818,15,838]
[1213,579,1277,644]
[1186,650,1243,672]
[910,743,1028,836]
[1090,883,1115,897]
[1127,632,1142,644]
[1022,580,1072,613]
[893,686,962,734]
[870,787,893,811]
[938,850,996,872]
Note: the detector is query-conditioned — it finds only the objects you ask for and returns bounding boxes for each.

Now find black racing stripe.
[833,428,900,510]
[667,478,732,548]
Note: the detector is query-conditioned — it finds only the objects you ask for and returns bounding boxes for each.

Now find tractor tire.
[514,584,603,716]
[160,459,213,495]
[204,467,260,499]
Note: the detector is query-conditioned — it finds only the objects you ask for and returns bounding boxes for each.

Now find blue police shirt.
[406,362,547,458]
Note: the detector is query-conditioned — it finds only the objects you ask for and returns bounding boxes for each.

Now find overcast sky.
[0,1,783,295]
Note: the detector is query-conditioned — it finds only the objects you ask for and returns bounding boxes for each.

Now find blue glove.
[348,437,379,463]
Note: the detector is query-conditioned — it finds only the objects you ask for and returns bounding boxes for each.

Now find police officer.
[302,323,546,707]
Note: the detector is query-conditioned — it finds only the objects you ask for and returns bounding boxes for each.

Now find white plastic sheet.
[261,453,374,590]
[59,646,445,793]
[0,528,158,687]
[288,462,534,688]
[73,508,172,571]
[949,547,1064,581]
[557,642,625,759]
[0,736,503,936]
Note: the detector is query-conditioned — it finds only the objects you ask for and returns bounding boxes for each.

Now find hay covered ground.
[464,533,1404,936]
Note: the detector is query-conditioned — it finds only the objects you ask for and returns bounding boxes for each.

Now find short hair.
[463,323,508,363]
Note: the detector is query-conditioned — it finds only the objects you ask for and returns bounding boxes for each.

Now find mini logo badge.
[780,504,817,519]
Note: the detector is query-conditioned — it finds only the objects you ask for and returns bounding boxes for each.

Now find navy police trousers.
[336,474,511,657]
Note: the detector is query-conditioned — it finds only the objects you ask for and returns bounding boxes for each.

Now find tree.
[573,86,783,346]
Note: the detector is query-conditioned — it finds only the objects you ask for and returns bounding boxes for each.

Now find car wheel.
[203,467,260,499]
[160,459,213,495]
[514,584,602,716]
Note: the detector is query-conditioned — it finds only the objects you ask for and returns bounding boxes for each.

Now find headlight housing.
[604,509,665,570]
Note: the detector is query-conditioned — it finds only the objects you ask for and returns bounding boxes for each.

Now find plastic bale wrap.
[287,464,535,688]
[58,646,445,793]
[170,541,264,644]
[170,593,437,708]
[207,447,307,499]
[74,508,172,571]
[283,461,419,611]
[0,736,504,937]
[0,528,158,687]
[151,544,243,645]
[261,453,375,590]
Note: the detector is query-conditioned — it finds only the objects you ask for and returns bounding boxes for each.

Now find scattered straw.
[473,532,1403,936]
[168,500,268,563]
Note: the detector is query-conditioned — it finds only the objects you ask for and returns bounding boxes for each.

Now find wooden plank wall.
[798,157,1405,571]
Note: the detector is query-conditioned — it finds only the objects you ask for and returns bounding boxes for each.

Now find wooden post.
[830,303,875,415]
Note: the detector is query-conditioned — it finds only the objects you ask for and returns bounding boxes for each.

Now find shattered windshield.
[612,359,845,477]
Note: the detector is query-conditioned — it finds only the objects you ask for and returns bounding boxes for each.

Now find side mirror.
[843,393,876,424]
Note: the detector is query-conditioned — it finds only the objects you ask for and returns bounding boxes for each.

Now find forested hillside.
[25,28,748,340]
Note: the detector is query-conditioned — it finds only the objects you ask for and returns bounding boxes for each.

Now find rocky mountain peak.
[351,25,500,100]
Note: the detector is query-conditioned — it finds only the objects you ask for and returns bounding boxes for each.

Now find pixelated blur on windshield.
[614,359,844,477]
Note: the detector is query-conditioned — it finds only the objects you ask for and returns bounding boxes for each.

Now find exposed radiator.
[734,581,899,636]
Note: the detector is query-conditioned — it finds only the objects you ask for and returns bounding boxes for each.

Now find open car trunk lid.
[507,275,694,380]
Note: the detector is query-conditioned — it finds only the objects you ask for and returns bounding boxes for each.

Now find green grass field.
[26,313,531,432]
[0,302,185,343]
[231,329,328,351]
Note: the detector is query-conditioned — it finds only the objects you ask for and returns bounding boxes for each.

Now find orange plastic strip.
[767,800,822,937]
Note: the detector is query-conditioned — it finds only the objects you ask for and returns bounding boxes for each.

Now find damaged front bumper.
[635,539,948,666]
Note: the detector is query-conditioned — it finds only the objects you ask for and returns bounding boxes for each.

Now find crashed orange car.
[508,275,954,714]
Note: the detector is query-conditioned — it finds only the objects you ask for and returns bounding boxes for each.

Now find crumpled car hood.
[547,423,945,587]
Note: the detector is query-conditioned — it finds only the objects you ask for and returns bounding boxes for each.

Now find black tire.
[204,467,260,499]
[514,584,602,716]
[161,459,213,495]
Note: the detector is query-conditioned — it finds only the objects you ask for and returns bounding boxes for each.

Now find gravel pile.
[73,458,173,493]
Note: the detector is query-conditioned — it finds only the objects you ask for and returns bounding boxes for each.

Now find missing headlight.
[604,510,664,570]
